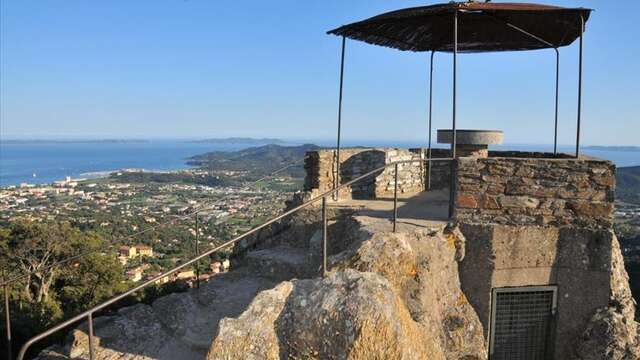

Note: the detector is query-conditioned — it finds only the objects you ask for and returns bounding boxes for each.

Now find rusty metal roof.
[327,2,592,53]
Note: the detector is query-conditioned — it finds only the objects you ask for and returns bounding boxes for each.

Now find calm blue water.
[0,141,255,187]
[1,140,638,187]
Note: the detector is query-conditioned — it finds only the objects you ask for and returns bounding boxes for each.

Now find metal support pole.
[393,163,399,233]
[554,48,560,155]
[427,51,434,190]
[334,36,346,200]
[448,10,458,219]
[321,196,328,277]
[576,16,584,158]
[87,313,94,360]
[195,212,200,289]
[3,271,12,360]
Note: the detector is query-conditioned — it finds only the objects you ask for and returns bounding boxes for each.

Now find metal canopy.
[328,2,591,53]
[327,1,590,218]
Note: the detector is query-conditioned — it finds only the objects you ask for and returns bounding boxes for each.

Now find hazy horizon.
[2,135,639,149]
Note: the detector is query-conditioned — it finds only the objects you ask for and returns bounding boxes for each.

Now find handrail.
[15,157,454,360]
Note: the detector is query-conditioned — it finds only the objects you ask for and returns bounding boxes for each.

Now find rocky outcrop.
[575,234,640,360]
[209,217,486,360]
[38,273,277,360]
[210,270,432,360]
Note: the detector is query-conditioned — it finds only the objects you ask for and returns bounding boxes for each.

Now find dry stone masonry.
[455,155,616,227]
[304,148,428,199]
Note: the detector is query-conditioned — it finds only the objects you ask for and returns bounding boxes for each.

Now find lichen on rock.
[210,217,487,360]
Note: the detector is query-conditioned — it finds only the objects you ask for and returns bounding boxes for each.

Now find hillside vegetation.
[187,144,320,179]
[617,166,640,205]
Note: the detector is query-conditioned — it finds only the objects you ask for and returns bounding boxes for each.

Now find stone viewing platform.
[301,145,627,359]
[303,146,615,228]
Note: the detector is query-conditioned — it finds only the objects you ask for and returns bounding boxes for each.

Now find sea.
[1,140,639,187]
[0,140,253,187]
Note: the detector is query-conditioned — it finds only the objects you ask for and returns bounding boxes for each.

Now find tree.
[2,221,75,303]
[58,251,127,315]
[1,220,126,357]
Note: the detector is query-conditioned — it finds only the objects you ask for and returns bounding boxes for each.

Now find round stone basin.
[437,129,504,145]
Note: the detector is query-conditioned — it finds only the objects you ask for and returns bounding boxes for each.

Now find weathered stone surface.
[456,156,615,227]
[39,273,277,360]
[457,193,479,208]
[211,217,486,360]
[574,234,640,360]
[208,282,293,360]
[210,270,439,360]
[304,148,427,200]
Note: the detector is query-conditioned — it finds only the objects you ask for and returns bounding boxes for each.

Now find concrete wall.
[455,156,616,227]
[458,224,614,359]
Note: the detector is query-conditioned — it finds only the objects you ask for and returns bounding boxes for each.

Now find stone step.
[246,245,316,281]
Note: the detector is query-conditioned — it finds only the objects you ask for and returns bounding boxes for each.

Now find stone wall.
[412,148,452,190]
[303,148,429,200]
[455,156,615,227]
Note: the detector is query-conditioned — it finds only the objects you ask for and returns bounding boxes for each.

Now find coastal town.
[0,168,298,286]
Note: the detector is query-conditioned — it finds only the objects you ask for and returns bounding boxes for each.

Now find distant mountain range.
[2,139,149,144]
[584,145,640,152]
[190,137,287,145]
[188,143,320,179]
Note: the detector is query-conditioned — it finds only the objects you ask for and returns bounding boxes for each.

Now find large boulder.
[209,217,486,360]
[209,270,434,360]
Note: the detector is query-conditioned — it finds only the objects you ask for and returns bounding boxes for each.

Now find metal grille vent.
[490,286,557,360]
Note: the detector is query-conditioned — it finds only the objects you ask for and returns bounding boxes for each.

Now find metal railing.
[12,157,453,360]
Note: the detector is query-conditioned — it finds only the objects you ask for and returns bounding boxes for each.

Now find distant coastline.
[2,139,150,144]
[583,145,640,152]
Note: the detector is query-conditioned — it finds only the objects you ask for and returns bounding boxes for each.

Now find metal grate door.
[489,286,557,360]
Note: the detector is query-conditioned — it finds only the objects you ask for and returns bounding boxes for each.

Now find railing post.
[553,48,560,155]
[195,212,200,289]
[393,163,399,233]
[427,51,434,190]
[575,15,584,158]
[87,312,94,360]
[3,271,12,360]
[449,10,458,220]
[322,196,328,278]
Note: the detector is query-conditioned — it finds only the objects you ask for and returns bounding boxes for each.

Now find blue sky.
[1,0,638,145]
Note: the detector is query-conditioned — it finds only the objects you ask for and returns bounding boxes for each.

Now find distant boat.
[32,173,37,177]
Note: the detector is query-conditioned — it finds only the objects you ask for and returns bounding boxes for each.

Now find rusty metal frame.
[334,36,346,200]
[427,51,435,190]
[576,15,584,158]
[448,9,458,219]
